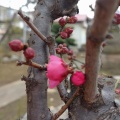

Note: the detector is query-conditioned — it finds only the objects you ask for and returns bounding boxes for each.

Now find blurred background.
[0,0,120,120]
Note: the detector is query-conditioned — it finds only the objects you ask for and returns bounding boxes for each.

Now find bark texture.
[26,1,56,119]
[68,77,120,120]
[84,0,119,103]
[25,0,79,120]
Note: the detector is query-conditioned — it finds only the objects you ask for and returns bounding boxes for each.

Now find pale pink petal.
[49,80,60,88]
[49,55,62,62]
[47,55,69,89]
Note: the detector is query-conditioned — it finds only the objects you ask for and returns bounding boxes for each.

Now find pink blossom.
[70,71,85,86]
[47,55,68,88]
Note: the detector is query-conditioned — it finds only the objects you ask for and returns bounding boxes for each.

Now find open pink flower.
[70,71,85,86]
[47,55,68,88]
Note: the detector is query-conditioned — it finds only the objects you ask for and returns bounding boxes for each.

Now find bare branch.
[89,4,95,11]
[52,87,80,120]
[16,60,46,70]
[18,10,48,43]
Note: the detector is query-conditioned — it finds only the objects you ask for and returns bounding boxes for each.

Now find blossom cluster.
[9,15,85,89]
[47,55,85,88]
[59,16,77,39]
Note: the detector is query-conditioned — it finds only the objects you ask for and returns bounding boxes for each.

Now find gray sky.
[0,0,96,18]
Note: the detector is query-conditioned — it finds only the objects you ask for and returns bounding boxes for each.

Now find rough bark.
[26,1,54,119]
[68,78,120,120]
[84,0,119,104]
[23,0,79,120]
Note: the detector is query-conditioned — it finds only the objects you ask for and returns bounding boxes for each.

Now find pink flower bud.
[59,18,66,26]
[64,27,73,35]
[9,39,24,52]
[70,71,85,86]
[56,48,62,54]
[67,16,78,23]
[63,43,67,47]
[62,47,69,54]
[60,32,68,39]
[68,50,73,55]
[24,47,35,60]
[47,55,69,88]
[113,13,120,24]
[58,44,63,48]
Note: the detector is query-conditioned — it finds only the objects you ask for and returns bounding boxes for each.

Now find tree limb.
[84,0,119,104]
[16,60,46,70]
[52,87,80,120]
[18,10,48,43]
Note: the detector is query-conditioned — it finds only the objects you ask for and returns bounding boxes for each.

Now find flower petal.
[49,80,60,88]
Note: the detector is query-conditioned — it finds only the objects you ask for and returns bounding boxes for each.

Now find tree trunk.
[25,0,79,120]
[26,1,53,119]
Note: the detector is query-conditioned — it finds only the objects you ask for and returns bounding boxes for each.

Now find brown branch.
[18,10,48,43]
[52,87,80,120]
[16,60,46,70]
[84,0,119,104]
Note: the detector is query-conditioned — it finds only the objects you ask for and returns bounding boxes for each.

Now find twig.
[73,59,84,64]
[73,61,80,70]
[89,4,95,11]
[16,60,46,70]
[52,87,80,120]
[18,10,48,43]
[57,82,69,102]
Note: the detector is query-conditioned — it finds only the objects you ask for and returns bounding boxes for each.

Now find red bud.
[60,32,68,39]
[58,44,63,48]
[9,40,24,52]
[24,47,35,60]
[68,50,73,55]
[67,16,78,23]
[59,18,66,26]
[64,27,73,35]
[113,13,120,24]
[62,47,69,54]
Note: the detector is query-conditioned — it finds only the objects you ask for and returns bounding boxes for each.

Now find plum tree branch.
[52,87,80,120]
[16,60,46,70]
[18,10,48,43]
[84,0,119,104]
